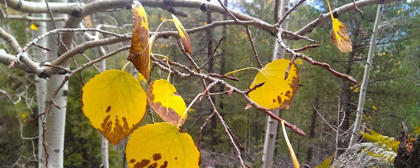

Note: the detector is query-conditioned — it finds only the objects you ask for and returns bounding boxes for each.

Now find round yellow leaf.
[147,79,187,126]
[126,122,200,168]
[249,58,299,110]
[82,69,147,145]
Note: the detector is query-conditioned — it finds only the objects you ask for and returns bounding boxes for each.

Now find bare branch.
[275,0,306,27]
[245,26,263,68]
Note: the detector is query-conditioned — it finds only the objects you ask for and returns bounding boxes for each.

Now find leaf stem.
[153,54,171,81]
[326,0,334,21]
[177,93,202,128]
[282,120,300,168]
[121,61,130,72]
[224,67,260,76]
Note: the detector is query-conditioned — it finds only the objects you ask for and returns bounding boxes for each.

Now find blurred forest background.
[0,0,419,167]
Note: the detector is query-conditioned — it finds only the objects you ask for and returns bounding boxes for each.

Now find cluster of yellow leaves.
[81,1,199,167]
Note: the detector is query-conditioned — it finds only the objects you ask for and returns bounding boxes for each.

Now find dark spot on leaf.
[285,91,291,98]
[133,159,150,168]
[122,117,129,131]
[277,96,282,105]
[153,153,162,161]
[130,159,136,163]
[147,83,184,125]
[106,106,111,113]
[174,157,177,160]
[272,99,276,103]
[160,161,168,168]
[149,162,157,168]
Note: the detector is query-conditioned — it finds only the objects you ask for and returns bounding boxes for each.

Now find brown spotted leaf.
[147,79,187,126]
[128,0,151,79]
[81,69,147,145]
[331,18,352,52]
[326,0,352,52]
[172,14,192,54]
[126,122,200,168]
[248,59,299,110]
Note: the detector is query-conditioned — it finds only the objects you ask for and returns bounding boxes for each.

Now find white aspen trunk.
[348,4,383,147]
[262,0,289,167]
[44,0,68,167]
[33,3,47,167]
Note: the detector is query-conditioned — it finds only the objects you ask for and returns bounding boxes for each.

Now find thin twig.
[245,26,262,68]
[33,43,52,52]
[283,30,317,43]
[200,36,225,70]
[244,82,265,95]
[15,28,126,61]
[293,44,321,52]
[217,0,239,22]
[277,33,357,83]
[207,73,239,81]
[352,0,364,14]
[198,112,215,151]
[275,0,306,27]
[206,93,248,168]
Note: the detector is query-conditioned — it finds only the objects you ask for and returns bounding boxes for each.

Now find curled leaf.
[128,0,151,79]
[331,18,352,52]
[172,14,192,54]
[126,122,200,168]
[248,59,299,110]
[327,0,352,52]
[81,69,147,145]
[147,79,188,126]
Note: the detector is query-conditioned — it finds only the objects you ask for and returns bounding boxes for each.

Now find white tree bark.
[262,0,289,167]
[348,4,383,147]
[32,2,48,166]
[43,0,68,166]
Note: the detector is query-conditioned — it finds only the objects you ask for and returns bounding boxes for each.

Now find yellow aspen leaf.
[128,0,151,79]
[372,105,377,110]
[327,0,352,52]
[126,122,200,168]
[147,79,187,126]
[81,69,147,145]
[249,59,299,110]
[172,14,192,54]
[331,18,352,52]
[30,23,39,31]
